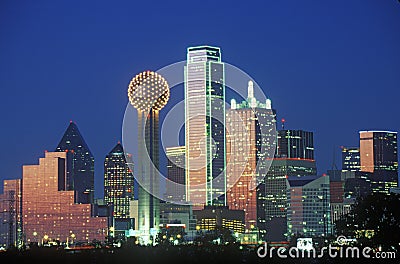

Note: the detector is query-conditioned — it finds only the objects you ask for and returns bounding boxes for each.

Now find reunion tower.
[128,70,170,244]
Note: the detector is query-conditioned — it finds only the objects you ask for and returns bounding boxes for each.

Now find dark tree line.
[335,192,400,251]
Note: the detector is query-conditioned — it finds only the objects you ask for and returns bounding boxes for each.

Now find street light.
[42,235,49,246]
[33,232,38,245]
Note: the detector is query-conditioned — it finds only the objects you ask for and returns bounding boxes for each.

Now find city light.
[128,71,170,112]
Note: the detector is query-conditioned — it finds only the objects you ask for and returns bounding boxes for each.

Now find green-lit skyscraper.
[185,46,226,209]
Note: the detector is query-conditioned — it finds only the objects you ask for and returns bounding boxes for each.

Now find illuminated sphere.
[128,70,170,112]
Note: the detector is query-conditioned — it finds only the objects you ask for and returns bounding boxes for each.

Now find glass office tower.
[287,175,331,238]
[277,130,314,159]
[359,131,398,193]
[104,142,134,219]
[55,121,95,204]
[165,146,186,203]
[341,147,360,172]
[185,46,226,209]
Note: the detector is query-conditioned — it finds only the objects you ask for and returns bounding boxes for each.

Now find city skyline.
[1,1,400,201]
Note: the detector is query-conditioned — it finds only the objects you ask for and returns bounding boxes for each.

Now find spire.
[55,122,93,156]
[55,121,94,204]
[231,98,237,109]
[108,142,124,155]
[266,99,272,109]
[247,80,254,99]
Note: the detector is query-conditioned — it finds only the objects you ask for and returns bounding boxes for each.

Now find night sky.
[1,0,399,198]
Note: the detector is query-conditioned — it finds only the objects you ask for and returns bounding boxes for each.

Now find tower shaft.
[137,109,160,242]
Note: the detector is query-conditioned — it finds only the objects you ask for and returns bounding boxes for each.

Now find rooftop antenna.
[331,146,339,171]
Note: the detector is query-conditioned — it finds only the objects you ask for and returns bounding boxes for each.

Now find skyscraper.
[104,142,134,219]
[128,70,170,244]
[277,130,314,159]
[185,45,226,209]
[359,131,398,193]
[257,158,316,241]
[165,146,186,203]
[22,151,108,244]
[55,121,94,204]
[341,147,360,172]
[0,179,22,249]
[256,128,316,241]
[226,80,276,230]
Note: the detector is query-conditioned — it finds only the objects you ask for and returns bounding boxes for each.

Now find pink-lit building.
[22,151,108,244]
[226,81,276,230]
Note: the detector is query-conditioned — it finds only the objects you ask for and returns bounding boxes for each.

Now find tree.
[194,226,237,245]
[335,192,400,251]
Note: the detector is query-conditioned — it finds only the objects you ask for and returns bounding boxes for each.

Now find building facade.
[185,46,226,208]
[194,206,245,234]
[226,80,276,230]
[22,152,108,245]
[341,147,360,172]
[277,130,314,159]
[165,146,186,204]
[0,179,22,249]
[55,121,95,204]
[104,142,134,219]
[359,131,398,193]
[257,158,317,241]
[287,175,331,238]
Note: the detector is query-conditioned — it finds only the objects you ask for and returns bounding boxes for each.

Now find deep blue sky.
[1,0,399,198]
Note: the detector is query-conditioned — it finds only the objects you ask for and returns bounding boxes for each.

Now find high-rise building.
[287,175,331,238]
[257,158,316,241]
[165,146,186,203]
[259,129,316,241]
[0,179,22,249]
[127,70,170,244]
[359,131,398,193]
[55,121,95,204]
[104,142,134,219]
[185,45,226,208]
[22,151,108,244]
[226,80,276,230]
[277,130,314,159]
[341,147,360,172]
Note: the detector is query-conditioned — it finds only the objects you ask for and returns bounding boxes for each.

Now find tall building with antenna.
[226,80,276,230]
